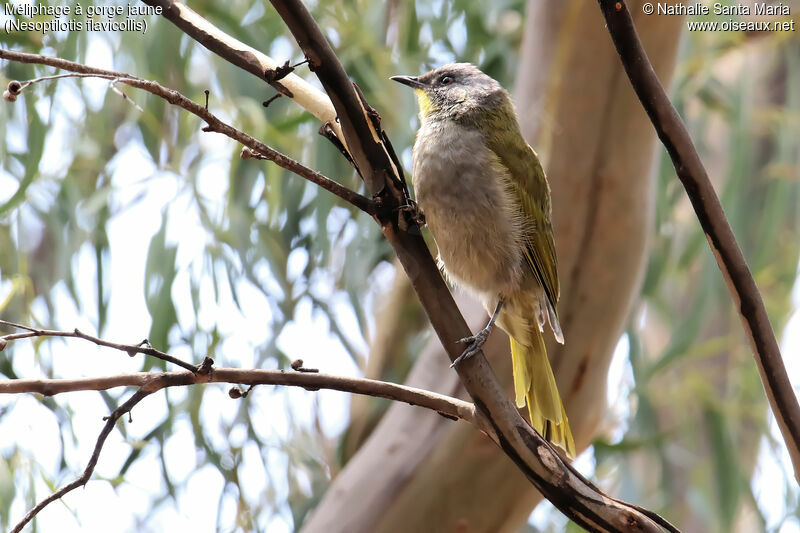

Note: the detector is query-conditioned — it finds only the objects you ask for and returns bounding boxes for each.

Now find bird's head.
[391,63,507,122]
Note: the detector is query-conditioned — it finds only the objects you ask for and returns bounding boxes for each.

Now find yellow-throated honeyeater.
[392,63,575,458]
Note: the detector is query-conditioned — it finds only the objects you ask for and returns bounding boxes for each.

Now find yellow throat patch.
[414,89,433,119]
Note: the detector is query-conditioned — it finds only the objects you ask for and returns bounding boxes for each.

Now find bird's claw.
[397,200,426,226]
[450,327,491,368]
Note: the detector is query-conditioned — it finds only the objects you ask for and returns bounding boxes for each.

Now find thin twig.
[596,0,800,482]
[109,80,144,111]
[6,72,109,92]
[9,388,153,533]
[0,49,375,215]
[0,319,197,372]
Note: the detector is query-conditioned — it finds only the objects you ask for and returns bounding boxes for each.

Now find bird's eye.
[439,75,454,85]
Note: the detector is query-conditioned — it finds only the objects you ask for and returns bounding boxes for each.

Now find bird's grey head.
[391,63,507,120]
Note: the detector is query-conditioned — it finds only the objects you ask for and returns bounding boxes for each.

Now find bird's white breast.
[412,118,525,299]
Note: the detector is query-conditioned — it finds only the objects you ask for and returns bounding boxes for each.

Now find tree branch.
[0,368,476,424]
[268,0,678,531]
[596,0,800,482]
[9,387,153,533]
[140,0,347,147]
[3,362,476,533]
[1,322,477,531]
[0,319,198,371]
[0,49,376,215]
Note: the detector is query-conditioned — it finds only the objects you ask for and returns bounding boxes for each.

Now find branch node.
[264,59,294,84]
[196,356,214,374]
[304,54,321,71]
[241,147,264,160]
[291,359,319,373]
[230,384,256,398]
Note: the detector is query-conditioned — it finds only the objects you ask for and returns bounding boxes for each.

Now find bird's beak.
[391,75,426,89]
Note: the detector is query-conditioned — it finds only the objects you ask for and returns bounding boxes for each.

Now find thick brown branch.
[596,0,800,482]
[268,0,403,204]
[269,0,677,531]
[0,49,375,215]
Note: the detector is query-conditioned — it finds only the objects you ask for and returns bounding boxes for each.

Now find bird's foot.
[396,200,426,226]
[450,299,504,368]
[450,326,492,368]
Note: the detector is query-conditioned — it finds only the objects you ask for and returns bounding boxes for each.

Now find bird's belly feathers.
[412,120,525,297]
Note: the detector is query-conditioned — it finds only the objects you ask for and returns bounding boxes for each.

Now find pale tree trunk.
[302,2,684,531]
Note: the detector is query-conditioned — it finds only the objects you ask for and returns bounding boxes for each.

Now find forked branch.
[8,388,152,533]
[0,49,375,214]
[140,0,347,146]
[1,326,476,533]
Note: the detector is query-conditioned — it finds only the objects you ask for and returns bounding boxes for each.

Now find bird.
[391,63,575,458]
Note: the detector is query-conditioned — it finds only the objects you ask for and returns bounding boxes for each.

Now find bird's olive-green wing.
[484,123,560,314]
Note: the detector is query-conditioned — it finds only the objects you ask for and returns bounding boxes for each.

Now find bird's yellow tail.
[510,332,575,458]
